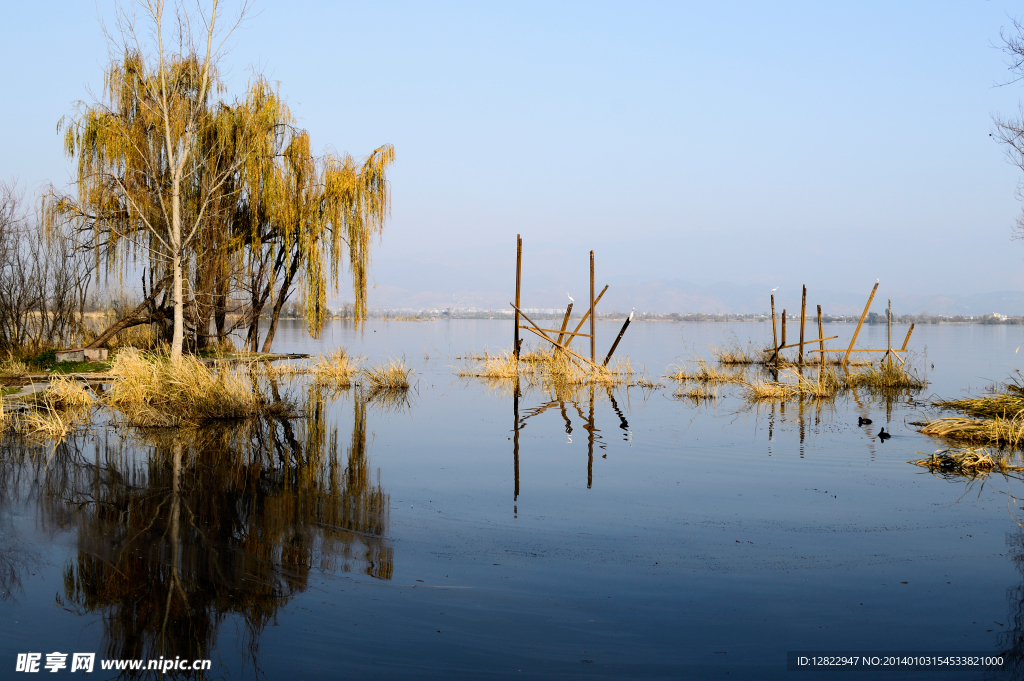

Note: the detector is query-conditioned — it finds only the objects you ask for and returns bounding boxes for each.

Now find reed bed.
[843,361,926,390]
[710,341,772,366]
[919,415,1024,447]
[311,348,361,387]
[742,368,844,402]
[917,375,1024,446]
[456,346,648,389]
[667,358,745,385]
[105,348,262,426]
[457,351,520,379]
[909,447,1024,480]
[674,383,719,401]
[363,358,412,390]
[0,355,28,378]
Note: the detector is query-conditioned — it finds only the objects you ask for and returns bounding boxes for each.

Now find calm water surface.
[3,320,1024,679]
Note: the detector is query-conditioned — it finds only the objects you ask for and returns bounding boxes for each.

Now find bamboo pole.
[771,294,778,356]
[817,305,824,375]
[564,285,608,351]
[900,323,915,352]
[779,310,786,367]
[799,285,807,365]
[590,251,596,365]
[515,235,522,359]
[603,310,633,366]
[510,303,603,370]
[521,326,590,337]
[886,299,892,366]
[555,302,574,347]
[843,282,878,367]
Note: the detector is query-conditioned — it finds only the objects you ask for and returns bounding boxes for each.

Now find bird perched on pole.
[568,294,574,303]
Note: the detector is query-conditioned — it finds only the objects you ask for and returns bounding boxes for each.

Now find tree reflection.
[1,387,390,677]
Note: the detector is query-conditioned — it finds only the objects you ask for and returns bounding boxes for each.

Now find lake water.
[3,320,1024,679]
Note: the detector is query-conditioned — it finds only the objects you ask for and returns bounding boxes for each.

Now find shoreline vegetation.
[919,374,1024,447]
[0,346,414,440]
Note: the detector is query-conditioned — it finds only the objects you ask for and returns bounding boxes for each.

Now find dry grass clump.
[0,355,28,378]
[710,341,771,365]
[843,361,926,391]
[43,376,95,409]
[675,383,719,401]
[15,376,96,441]
[742,368,843,402]
[916,375,1024,446]
[919,415,1024,447]
[909,447,1024,480]
[311,348,361,387]
[667,358,745,384]
[457,351,520,379]
[105,348,260,426]
[363,358,412,390]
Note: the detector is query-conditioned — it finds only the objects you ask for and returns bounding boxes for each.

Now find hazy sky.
[4,1,1024,312]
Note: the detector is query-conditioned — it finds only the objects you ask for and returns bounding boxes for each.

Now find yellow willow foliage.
[244,124,394,334]
[46,50,392,340]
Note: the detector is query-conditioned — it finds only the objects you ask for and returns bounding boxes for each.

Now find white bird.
[568,294,574,303]
[771,287,778,293]
[876,278,879,283]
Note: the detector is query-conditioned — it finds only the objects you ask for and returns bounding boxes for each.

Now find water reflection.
[511,383,632,506]
[0,388,390,675]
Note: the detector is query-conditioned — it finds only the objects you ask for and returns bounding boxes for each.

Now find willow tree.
[238,123,394,352]
[46,0,249,361]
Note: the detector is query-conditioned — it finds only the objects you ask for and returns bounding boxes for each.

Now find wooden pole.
[556,302,574,348]
[900,323,915,352]
[817,304,824,375]
[780,310,786,366]
[886,299,892,367]
[590,251,596,365]
[564,285,608,351]
[515,235,522,358]
[603,311,633,366]
[771,294,778,355]
[799,285,807,365]
[843,282,878,366]
[510,303,603,370]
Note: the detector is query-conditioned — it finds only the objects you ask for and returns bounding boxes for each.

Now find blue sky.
[4,1,1024,312]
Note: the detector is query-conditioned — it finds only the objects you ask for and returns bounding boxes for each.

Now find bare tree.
[993,18,1024,239]
[48,0,251,361]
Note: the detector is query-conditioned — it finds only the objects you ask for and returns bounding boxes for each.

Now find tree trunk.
[170,181,184,361]
[260,250,301,354]
[86,276,171,349]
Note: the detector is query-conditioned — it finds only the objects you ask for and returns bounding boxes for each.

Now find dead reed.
[909,447,1024,480]
[675,383,719,401]
[457,351,520,379]
[741,368,843,402]
[363,358,412,390]
[105,348,262,426]
[0,355,28,378]
[15,376,96,441]
[843,361,926,391]
[311,348,361,387]
[916,375,1024,446]
[710,341,772,365]
[667,358,745,384]
[919,415,1024,447]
